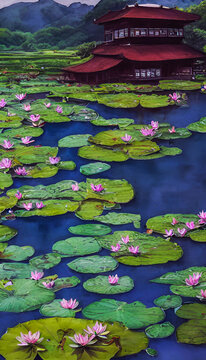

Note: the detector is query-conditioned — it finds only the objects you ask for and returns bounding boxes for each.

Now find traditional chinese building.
[64,3,205,83]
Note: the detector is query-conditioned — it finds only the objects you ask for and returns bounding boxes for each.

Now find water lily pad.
[154,295,182,310]
[151,266,206,285]
[83,298,165,329]
[157,127,191,140]
[29,164,58,178]
[159,80,201,90]
[15,199,79,217]
[0,195,17,212]
[4,125,43,138]
[176,319,206,345]
[188,229,206,242]
[187,117,206,133]
[145,322,175,338]
[83,275,134,294]
[50,276,81,292]
[40,299,79,318]
[89,130,142,146]
[29,253,61,269]
[94,212,141,228]
[0,172,13,190]
[0,262,40,279]
[67,255,118,273]
[68,224,112,236]
[91,117,134,127]
[58,134,91,148]
[57,161,76,170]
[97,93,140,108]
[140,94,170,108]
[134,146,182,160]
[176,303,206,320]
[1,245,34,261]
[146,348,158,357]
[75,200,104,220]
[1,146,58,165]
[0,225,17,243]
[52,237,101,257]
[80,162,111,175]
[79,144,129,162]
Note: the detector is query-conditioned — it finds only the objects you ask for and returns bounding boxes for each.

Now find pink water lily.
[168,126,176,133]
[128,245,140,255]
[15,191,22,200]
[16,331,43,346]
[16,93,27,101]
[23,104,31,112]
[140,127,155,136]
[90,183,104,192]
[185,272,202,286]
[30,114,40,122]
[15,167,28,176]
[23,202,32,211]
[171,218,178,225]
[36,202,45,209]
[198,210,206,224]
[30,270,44,280]
[186,221,195,230]
[108,274,119,285]
[44,102,51,108]
[165,229,173,237]
[169,93,181,102]
[84,322,109,338]
[200,289,206,299]
[121,235,129,244]
[1,140,14,149]
[69,333,96,348]
[60,298,79,309]
[0,99,6,108]
[49,156,60,165]
[42,280,55,289]
[7,112,16,117]
[151,121,159,130]
[21,136,34,145]
[72,182,79,191]
[0,158,12,169]
[121,134,132,142]
[111,243,121,252]
[178,228,187,237]
[56,106,63,114]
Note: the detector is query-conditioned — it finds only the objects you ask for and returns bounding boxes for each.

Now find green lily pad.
[29,164,58,178]
[75,200,104,220]
[68,224,112,236]
[140,94,170,108]
[0,115,23,128]
[0,172,13,190]
[83,298,165,329]
[145,322,175,338]
[91,117,134,127]
[157,127,191,140]
[146,348,158,357]
[40,299,79,318]
[1,245,34,261]
[0,146,58,165]
[29,253,62,269]
[80,162,111,175]
[176,319,206,345]
[170,284,206,298]
[79,144,129,162]
[58,134,91,148]
[94,212,141,228]
[134,146,182,160]
[176,303,206,319]
[15,199,79,217]
[151,266,206,285]
[67,255,118,273]
[0,262,41,279]
[187,117,206,133]
[50,276,81,292]
[189,230,206,242]
[52,237,101,258]
[154,295,182,310]
[57,161,76,170]
[97,93,140,108]
[89,130,142,146]
[3,125,43,138]
[159,80,201,90]
[83,275,134,294]
[0,225,17,243]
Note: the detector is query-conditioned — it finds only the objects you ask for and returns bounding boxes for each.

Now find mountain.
[0,0,93,32]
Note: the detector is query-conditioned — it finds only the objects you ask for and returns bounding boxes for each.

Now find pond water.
[1,92,206,360]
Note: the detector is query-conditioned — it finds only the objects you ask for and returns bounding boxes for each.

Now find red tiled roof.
[64,56,122,73]
[93,44,205,62]
[95,5,200,24]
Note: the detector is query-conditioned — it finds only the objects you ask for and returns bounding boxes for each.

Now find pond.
[0,91,206,360]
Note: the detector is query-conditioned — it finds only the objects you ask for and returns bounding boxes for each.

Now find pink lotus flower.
[121,134,132,142]
[108,274,119,285]
[42,280,55,289]
[69,333,96,348]
[90,183,104,192]
[23,203,33,211]
[84,322,109,338]
[30,114,40,122]
[111,243,121,252]
[185,272,202,286]
[0,158,12,169]
[16,93,27,101]
[21,136,34,145]
[16,331,43,347]
[165,229,173,237]
[60,298,79,309]
[56,106,63,114]
[128,245,140,255]
[30,270,44,280]
[178,228,187,237]
[15,167,28,176]
[200,289,206,299]
[36,202,45,209]
[15,191,22,200]
[23,104,31,112]
[168,126,176,134]
[44,102,51,108]
[169,93,181,102]
[72,182,79,191]
[49,156,60,165]
[0,99,6,108]
[140,127,155,137]
[171,218,178,225]
[198,210,206,224]
[186,221,195,230]
[1,140,14,149]
[121,235,129,244]
[151,121,159,130]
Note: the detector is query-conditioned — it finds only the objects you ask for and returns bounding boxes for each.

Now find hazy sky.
[0,0,99,9]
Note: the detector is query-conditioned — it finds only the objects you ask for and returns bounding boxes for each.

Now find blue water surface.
[1,92,206,360]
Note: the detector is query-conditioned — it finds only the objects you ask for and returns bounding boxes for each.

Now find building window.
[140,28,148,36]
[135,68,161,79]
[114,30,119,39]
[135,69,140,78]
[105,31,113,42]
